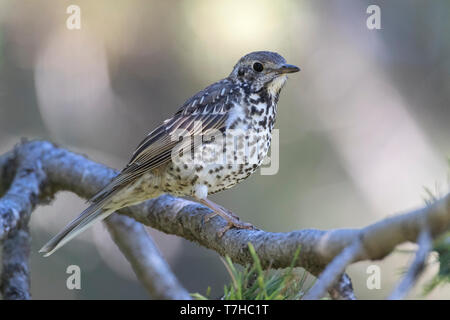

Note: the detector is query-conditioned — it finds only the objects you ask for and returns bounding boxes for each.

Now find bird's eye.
[253,62,264,72]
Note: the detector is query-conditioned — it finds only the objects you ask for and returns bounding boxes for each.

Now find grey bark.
[1,225,31,299]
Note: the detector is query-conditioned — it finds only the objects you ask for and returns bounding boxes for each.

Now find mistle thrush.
[40,51,300,256]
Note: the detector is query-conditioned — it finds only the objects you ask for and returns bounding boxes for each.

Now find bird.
[39,51,300,256]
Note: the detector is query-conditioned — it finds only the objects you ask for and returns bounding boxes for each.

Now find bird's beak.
[277,64,300,74]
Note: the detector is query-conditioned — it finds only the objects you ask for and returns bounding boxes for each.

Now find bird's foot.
[203,212,218,223]
[217,204,241,220]
[218,219,254,237]
[199,198,254,237]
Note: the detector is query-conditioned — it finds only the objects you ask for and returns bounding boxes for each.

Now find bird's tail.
[39,203,116,257]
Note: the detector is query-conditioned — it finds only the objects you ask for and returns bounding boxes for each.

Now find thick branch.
[0,141,190,299]
[117,183,450,275]
[0,151,14,196]
[0,144,46,241]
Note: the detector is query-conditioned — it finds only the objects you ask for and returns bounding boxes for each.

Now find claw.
[218,220,254,237]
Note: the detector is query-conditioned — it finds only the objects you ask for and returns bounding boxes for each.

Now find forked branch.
[0,140,449,299]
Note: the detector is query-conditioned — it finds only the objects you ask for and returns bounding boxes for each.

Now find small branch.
[105,214,191,300]
[388,230,432,300]
[303,240,363,299]
[1,225,31,300]
[0,144,46,241]
[0,144,45,300]
[328,273,356,300]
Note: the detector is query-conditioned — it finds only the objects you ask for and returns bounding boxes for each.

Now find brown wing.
[88,78,239,204]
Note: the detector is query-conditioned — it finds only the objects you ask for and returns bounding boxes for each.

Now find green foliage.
[192,243,312,300]
[421,160,450,295]
[423,232,450,295]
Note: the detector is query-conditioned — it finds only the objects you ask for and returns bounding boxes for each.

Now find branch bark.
[0,140,449,299]
[1,225,31,300]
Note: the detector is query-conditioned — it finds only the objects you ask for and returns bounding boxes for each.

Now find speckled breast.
[162,96,277,197]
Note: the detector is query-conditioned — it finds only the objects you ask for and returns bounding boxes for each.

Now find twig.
[388,230,432,300]
[105,214,191,299]
[303,240,363,299]
[0,144,46,241]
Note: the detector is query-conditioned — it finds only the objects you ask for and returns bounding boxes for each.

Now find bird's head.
[229,51,300,96]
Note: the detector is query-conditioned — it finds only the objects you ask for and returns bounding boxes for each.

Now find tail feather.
[39,204,115,257]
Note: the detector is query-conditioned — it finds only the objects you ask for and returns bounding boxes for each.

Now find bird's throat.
[267,75,287,98]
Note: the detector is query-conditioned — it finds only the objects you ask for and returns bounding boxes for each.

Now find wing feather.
[88,79,236,204]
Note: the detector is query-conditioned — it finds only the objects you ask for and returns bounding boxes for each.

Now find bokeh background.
[0,0,449,299]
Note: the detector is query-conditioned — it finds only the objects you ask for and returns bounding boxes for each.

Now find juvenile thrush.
[40,51,300,256]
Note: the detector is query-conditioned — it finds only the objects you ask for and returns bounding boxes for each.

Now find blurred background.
[0,0,449,299]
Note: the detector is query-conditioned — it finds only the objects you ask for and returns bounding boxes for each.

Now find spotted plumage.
[40,51,300,256]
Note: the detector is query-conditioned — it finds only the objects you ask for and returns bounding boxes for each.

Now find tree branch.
[0,151,14,195]
[1,224,31,300]
[0,140,449,299]
[105,214,191,299]
[303,240,363,299]
[388,229,432,300]
[0,143,46,241]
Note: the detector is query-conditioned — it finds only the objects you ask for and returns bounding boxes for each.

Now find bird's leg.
[198,198,254,237]
[216,203,241,220]
[203,203,238,222]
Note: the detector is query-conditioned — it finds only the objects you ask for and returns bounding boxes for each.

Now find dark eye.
[253,62,264,72]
